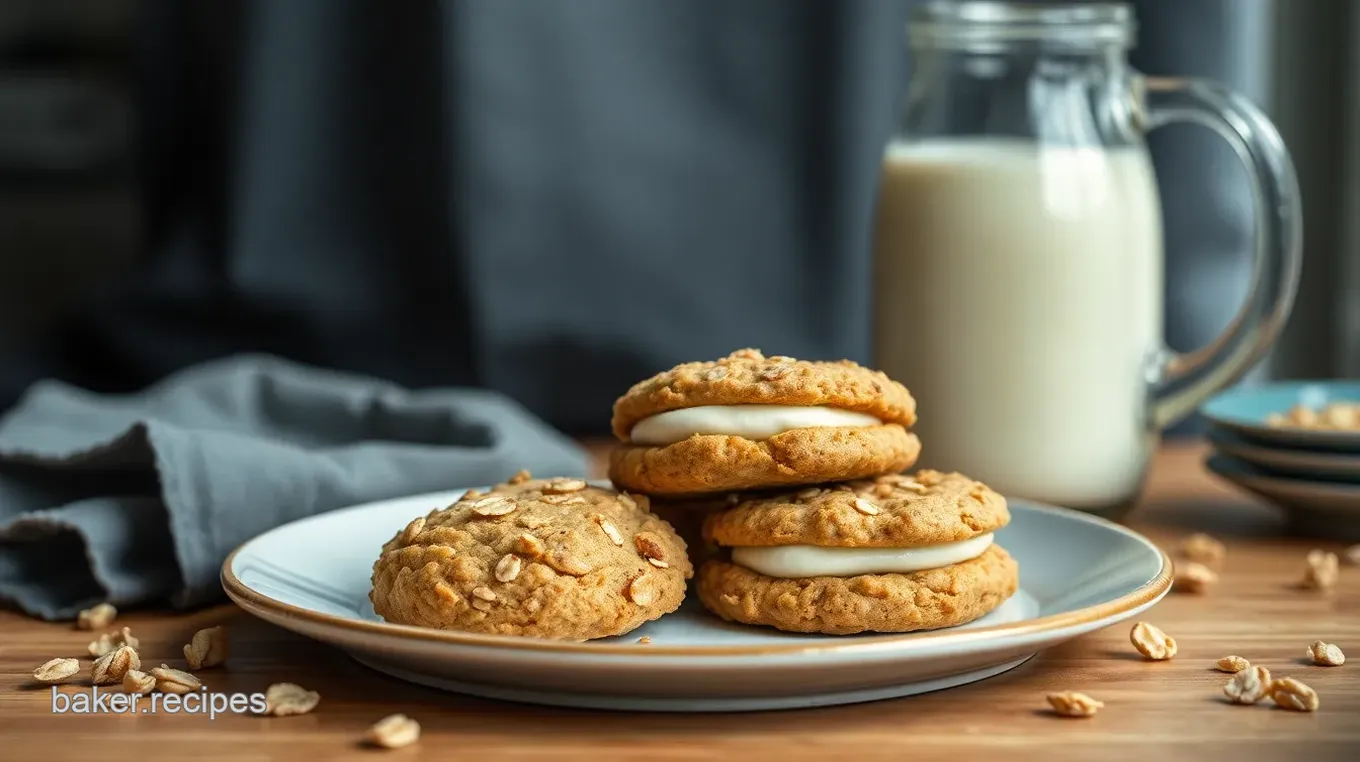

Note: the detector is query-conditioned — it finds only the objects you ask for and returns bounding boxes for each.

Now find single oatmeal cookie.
[370,472,692,640]
[608,349,920,495]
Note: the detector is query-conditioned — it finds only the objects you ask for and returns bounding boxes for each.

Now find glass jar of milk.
[873,1,1301,516]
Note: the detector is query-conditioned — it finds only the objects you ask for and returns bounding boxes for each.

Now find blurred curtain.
[0,0,908,434]
[1130,0,1356,382]
[1267,0,1360,379]
[0,0,1350,435]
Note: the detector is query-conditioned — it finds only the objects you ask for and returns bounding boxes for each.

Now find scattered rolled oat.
[33,658,79,683]
[470,495,516,517]
[1180,533,1226,565]
[635,533,668,567]
[87,638,109,658]
[1130,621,1177,660]
[1223,665,1271,704]
[399,517,426,545]
[184,626,229,670]
[547,547,592,576]
[1046,691,1104,718]
[515,533,545,559]
[1269,677,1320,712]
[1346,544,1360,565]
[543,478,587,494]
[263,682,320,716]
[91,645,140,686]
[367,714,421,749]
[852,497,880,516]
[123,669,155,695]
[1307,641,1345,666]
[628,573,658,606]
[507,469,532,485]
[1302,550,1339,590]
[495,554,522,582]
[1267,401,1360,430]
[77,602,117,630]
[1216,655,1251,673]
[88,626,139,657]
[637,636,652,644]
[150,664,201,695]
[1173,562,1219,594]
[593,514,624,546]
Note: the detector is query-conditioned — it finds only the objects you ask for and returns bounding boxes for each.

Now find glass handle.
[1141,77,1304,429]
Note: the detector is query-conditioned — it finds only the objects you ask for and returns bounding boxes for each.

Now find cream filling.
[628,404,881,445]
[730,534,993,579]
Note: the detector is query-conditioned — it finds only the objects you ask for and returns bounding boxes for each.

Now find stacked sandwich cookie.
[696,472,1016,634]
[610,348,1018,635]
[609,348,921,495]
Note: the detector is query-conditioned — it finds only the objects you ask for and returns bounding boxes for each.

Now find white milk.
[872,140,1164,509]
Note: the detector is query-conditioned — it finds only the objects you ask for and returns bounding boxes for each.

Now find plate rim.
[221,491,1172,658]
[1209,419,1360,449]
[1206,452,1360,495]
[1207,429,1360,473]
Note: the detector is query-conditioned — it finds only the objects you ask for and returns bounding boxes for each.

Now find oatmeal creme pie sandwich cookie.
[696,471,1018,634]
[370,471,692,641]
[609,349,921,496]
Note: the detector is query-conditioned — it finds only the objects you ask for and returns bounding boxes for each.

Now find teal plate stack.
[1201,381,1360,540]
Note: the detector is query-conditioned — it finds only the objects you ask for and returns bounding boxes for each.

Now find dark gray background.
[0,0,1352,435]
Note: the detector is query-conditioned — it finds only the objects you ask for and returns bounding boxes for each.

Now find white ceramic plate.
[222,488,1171,712]
[1205,454,1360,540]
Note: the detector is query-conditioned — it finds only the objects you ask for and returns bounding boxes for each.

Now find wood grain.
[1,441,1358,761]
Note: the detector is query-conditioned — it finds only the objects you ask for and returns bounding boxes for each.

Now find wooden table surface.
[1,441,1357,761]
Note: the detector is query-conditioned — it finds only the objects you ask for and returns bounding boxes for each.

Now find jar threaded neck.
[909,1,1135,51]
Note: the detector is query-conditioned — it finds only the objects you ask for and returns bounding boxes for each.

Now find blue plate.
[1205,453,1360,540]
[1201,381,1360,451]
[1207,428,1360,484]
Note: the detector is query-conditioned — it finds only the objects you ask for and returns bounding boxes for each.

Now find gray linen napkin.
[0,354,589,620]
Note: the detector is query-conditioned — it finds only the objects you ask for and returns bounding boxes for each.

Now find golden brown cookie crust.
[703,470,1009,548]
[696,544,1018,634]
[611,348,917,440]
[370,472,692,641]
[608,425,921,497]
